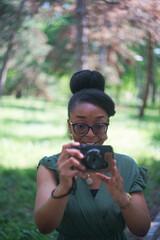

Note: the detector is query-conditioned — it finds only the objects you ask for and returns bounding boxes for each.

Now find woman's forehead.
[70,102,108,119]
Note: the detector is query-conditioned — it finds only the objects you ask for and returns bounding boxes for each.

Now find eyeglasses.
[69,121,109,136]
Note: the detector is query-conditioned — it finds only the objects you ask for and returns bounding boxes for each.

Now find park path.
[145,211,160,240]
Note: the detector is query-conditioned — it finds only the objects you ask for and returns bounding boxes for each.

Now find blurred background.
[0,0,160,239]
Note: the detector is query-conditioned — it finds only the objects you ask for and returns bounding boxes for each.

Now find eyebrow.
[75,115,105,119]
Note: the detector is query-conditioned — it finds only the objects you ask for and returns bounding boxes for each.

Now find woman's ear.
[67,119,72,133]
[67,119,73,140]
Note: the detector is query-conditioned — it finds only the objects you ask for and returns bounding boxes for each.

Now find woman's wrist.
[119,193,133,210]
[51,178,76,199]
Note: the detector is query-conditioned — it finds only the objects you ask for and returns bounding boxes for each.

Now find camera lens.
[86,148,102,169]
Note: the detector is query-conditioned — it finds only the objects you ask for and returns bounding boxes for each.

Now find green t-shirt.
[38,152,148,240]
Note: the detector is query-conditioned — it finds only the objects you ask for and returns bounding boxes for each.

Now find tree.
[87,0,160,115]
[139,33,154,117]
[34,0,160,112]
[122,0,160,117]
[1,0,160,111]
[0,0,27,98]
[0,0,53,99]
[75,0,88,71]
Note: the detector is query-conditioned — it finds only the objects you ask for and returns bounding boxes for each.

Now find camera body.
[72,144,114,170]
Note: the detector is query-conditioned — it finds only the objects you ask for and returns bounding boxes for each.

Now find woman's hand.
[96,160,129,208]
[57,142,87,191]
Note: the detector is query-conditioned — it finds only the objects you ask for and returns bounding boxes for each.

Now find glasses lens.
[73,123,88,136]
[93,123,108,136]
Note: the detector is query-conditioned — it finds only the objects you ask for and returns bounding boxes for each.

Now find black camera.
[72,144,114,170]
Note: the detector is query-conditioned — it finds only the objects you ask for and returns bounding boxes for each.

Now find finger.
[62,156,86,171]
[67,148,84,160]
[76,170,88,179]
[62,141,80,150]
[96,172,110,182]
[57,143,83,168]
[60,167,87,180]
[61,143,84,161]
[60,142,80,158]
[111,160,119,176]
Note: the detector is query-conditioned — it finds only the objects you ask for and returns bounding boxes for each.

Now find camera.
[72,144,114,170]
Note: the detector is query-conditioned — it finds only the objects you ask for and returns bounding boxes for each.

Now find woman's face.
[68,102,109,145]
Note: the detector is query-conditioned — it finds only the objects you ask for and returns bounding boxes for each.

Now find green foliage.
[121,65,136,92]
[2,25,52,96]
[39,11,75,75]
[42,14,74,46]
[0,0,18,41]
[4,69,22,94]
[0,167,58,240]
[1,0,160,102]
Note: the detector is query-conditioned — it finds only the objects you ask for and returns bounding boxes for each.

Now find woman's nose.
[86,127,95,136]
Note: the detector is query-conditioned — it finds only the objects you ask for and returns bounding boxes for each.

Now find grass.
[0,97,68,169]
[0,167,58,240]
[0,96,160,239]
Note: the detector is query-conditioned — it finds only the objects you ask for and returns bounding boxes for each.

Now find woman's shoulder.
[114,152,136,166]
[114,152,139,178]
[37,153,60,170]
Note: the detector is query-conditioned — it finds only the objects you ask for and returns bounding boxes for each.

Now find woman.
[34,70,151,240]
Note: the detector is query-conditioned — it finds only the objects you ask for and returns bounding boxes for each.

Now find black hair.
[68,70,115,118]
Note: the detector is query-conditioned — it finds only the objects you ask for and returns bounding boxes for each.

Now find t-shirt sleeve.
[115,153,148,193]
[130,166,148,193]
[37,153,60,182]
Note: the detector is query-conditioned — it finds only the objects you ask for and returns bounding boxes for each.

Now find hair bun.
[70,70,105,94]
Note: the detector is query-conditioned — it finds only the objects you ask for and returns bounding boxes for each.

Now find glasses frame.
[69,121,109,136]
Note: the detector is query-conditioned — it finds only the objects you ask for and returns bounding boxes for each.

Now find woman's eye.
[77,124,85,129]
[96,124,103,129]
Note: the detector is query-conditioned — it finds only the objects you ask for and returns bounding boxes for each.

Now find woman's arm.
[34,142,86,234]
[96,160,151,237]
[34,165,70,234]
[121,191,151,237]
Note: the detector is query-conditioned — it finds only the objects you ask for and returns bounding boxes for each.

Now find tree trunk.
[0,0,26,98]
[150,71,156,104]
[75,0,88,71]
[0,32,15,98]
[99,45,107,67]
[139,33,153,118]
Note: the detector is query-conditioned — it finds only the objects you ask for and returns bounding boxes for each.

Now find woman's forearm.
[121,195,151,237]
[34,186,69,234]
